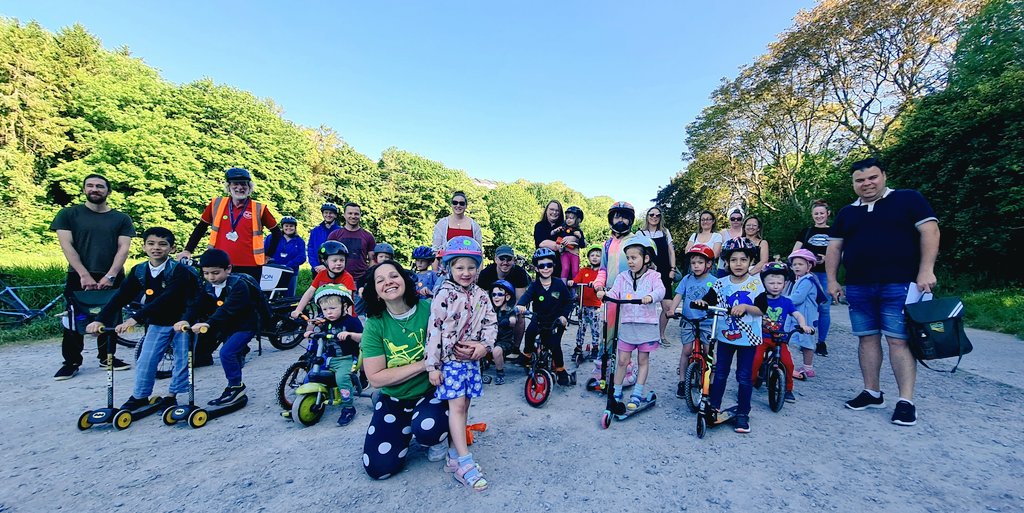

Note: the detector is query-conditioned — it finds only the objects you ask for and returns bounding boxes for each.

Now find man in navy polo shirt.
[826,157,940,427]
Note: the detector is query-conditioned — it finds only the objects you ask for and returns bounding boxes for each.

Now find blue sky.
[6,1,814,211]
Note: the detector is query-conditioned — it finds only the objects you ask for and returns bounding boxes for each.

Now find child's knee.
[492,346,503,359]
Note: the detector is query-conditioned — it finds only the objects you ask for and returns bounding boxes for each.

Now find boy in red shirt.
[569,244,604,360]
[291,241,355,318]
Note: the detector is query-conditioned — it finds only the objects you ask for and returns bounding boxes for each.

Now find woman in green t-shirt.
[360,260,487,479]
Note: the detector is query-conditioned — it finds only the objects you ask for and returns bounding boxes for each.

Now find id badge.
[225,231,239,242]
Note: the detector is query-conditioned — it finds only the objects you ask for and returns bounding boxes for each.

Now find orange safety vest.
[208,197,268,265]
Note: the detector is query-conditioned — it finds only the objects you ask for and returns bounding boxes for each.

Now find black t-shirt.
[477,264,530,291]
[798,226,831,273]
[50,205,136,274]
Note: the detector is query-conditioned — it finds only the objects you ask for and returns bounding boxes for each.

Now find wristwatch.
[104,274,116,282]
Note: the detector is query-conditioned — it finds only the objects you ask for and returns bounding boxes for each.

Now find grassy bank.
[959,288,1024,339]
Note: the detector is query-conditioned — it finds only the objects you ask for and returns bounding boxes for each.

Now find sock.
[898,397,914,405]
[633,384,645,397]
[448,448,458,459]
[457,453,475,466]
[805,365,813,370]
[865,389,882,398]
[613,385,623,396]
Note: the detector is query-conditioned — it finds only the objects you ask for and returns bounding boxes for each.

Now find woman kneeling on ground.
[360,260,487,479]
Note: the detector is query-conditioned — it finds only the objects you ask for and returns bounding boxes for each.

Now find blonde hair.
[639,206,672,239]
[317,295,344,308]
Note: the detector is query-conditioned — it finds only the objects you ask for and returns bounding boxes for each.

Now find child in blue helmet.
[411,245,439,299]
[489,279,517,385]
[424,236,496,491]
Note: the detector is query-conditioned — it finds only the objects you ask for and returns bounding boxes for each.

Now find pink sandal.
[454,463,488,491]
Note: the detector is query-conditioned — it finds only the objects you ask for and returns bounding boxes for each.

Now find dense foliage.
[0,19,612,262]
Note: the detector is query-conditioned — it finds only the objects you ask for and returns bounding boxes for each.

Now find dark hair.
[83,173,111,190]
[141,227,175,247]
[539,200,564,226]
[451,191,467,202]
[849,157,885,174]
[697,209,717,234]
[743,215,763,239]
[811,199,830,212]
[363,261,420,318]
[343,202,361,211]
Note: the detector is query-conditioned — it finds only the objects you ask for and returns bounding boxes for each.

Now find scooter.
[599,296,656,428]
[585,303,637,393]
[689,302,740,438]
[78,327,134,431]
[163,325,247,429]
[570,283,597,365]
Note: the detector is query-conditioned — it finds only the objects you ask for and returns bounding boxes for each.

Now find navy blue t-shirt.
[830,189,937,285]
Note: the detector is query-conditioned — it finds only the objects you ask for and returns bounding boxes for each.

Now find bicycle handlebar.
[177,324,209,333]
[689,302,730,315]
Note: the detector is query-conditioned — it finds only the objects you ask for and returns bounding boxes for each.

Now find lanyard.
[227,199,250,232]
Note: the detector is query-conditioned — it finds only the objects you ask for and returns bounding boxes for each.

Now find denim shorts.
[845,283,909,339]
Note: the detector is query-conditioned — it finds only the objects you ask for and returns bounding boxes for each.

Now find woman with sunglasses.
[431,191,483,268]
[637,206,677,347]
[717,208,746,277]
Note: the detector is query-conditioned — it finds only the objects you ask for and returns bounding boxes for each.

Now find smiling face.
[497,254,514,273]
[451,194,467,215]
[812,206,829,226]
[700,212,715,233]
[535,258,555,279]
[227,181,252,202]
[83,177,110,205]
[373,263,406,302]
[545,202,562,224]
[322,209,337,225]
[852,166,887,202]
[282,223,297,236]
[646,209,661,228]
[743,217,761,239]
[449,257,478,287]
[490,287,508,309]
[143,235,172,263]
[343,205,361,228]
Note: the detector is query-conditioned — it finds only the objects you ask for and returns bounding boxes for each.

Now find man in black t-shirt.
[477,245,529,352]
[50,174,136,380]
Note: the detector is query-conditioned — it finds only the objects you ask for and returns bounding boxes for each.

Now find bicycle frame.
[0,281,64,325]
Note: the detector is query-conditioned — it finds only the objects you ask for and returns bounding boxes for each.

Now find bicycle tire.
[767,366,784,412]
[278,360,311,411]
[267,302,312,351]
[683,361,702,413]
[524,369,552,408]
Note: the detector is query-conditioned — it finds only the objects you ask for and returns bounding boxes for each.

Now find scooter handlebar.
[178,324,209,333]
[601,296,644,305]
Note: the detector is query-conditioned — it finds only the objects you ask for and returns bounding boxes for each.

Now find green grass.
[0,317,62,345]
[960,288,1024,339]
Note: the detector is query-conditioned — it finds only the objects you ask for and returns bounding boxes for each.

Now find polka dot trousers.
[362,391,449,479]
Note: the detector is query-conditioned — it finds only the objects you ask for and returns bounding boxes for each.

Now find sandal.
[454,463,488,491]
[660,337,672,348]
[445,455,482,474]
[627,394,644,410]
[792,368,807,381]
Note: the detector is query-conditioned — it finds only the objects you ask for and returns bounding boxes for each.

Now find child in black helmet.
[291,241,356,318]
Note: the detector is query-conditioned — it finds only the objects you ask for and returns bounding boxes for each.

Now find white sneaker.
[427,441,448,462]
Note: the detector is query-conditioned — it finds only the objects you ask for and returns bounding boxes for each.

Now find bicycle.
[521,313,574,407]
[753,326,814,412]
[673,311,712,414]
[277,318,367,413]
[0,275,64,329]
[688,301,736,438]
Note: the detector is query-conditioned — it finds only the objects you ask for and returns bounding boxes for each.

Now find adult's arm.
[182,220,210,255]
[666,236,677,273]
[534,221,559,251]
[471,219,483,243]
[264,226,283,262]
[431,218,448,250]
[750,239,770,275]
[99,235,132,288]
[55,230,90,281]
[363,355,428,389]
[916,221,940,293]
[825,239,843,302]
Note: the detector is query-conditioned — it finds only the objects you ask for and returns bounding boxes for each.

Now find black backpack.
[904,296,973,373]
[227,273,273,333]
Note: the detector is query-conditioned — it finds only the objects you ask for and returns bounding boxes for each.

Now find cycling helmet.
[441,236,483,267]
[720,237,758,260]
[788,249,817,266]
[760,262,793,283]
[622,234,657,262]
[491,279,516,301]
[532,247,557,265]
[313,284,353,305]
[411,245,436,261]
[224,167,252,182]
[685,243,716,262]
[318,241,349,264]
[280,216,298,225]
[584,243,603,256]
[565,206,584,222]
[373,243,395,256]
[320,202,339,214]
[607,201,635,234]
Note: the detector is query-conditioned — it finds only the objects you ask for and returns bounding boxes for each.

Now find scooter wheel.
[77,411,93,431]
[162,406,177,426]
[696,415,707,439]
[113,410,133,430]
[600,411,611,430]
[188,408,208,429]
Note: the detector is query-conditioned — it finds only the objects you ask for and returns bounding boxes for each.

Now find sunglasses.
[536,262,555,270]
[497,256,513,262]
[489,291,506,297]
[451,200,467,206]
[730,217,742,222]
[648,213,661,218]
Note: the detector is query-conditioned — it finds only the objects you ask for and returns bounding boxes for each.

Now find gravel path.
[0,305,1021,512]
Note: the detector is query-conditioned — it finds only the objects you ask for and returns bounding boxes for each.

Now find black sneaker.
[337,406,356,426]
[120,396,152,411]
[891,400,917,426]
[208,384,246,406]
[99,357,131,371]
[494,370,505,385]
[556,370,571,386]
[845,390,885,410]
[734,414,751,433]
[53,364,79,381]
[815,342,829,357]
[676,381,686,399]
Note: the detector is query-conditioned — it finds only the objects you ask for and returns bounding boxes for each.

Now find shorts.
[680,320,712,346]
[618,340,659,353]
[845,283,909,339]
[435,360,483,400]
[494,338,514,357]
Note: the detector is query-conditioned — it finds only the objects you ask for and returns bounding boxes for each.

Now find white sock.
[865,389,881,398]
[898,397,914,405]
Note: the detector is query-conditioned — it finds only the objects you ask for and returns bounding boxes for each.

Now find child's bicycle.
[277,329,365,417]
[522,313,574,408]
[672,310,712,413]
[688,301,736,438]
[754,326,814,412]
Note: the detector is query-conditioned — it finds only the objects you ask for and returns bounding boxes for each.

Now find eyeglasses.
[497,256,513,262]
[536,262,555,270]
[451,201,467,206]
[730,217,742,222]
[489,291,506,297]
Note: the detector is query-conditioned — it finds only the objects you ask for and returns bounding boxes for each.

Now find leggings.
[362,391,449,480]
[750,339,794,392]
[813,272,831,343]
[709,343,756,416]
[560,252,580,281]
[524,321,566,369]
[575,306,601,348]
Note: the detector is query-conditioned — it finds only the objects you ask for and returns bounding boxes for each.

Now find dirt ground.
[0,305,1021,512]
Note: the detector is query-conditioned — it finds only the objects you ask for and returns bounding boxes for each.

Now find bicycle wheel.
[683,361,702,413]
[278,360,311,411]
[767,367,784,413]
[133,334,174,380]
[524,369,552,408]
[267,301,311,351]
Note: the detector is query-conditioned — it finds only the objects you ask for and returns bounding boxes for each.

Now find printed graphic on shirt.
[384,331,425,368]
[722,290,754,341]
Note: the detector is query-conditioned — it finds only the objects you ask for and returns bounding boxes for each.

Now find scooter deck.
[130,396,177,420]
[709,405,739,425]
[613,392,657,420]
[206,394,248,419]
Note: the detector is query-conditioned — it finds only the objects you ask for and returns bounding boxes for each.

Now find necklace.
[387,304,416,333]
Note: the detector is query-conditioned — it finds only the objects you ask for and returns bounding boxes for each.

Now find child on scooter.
[569,244,603,360]
[553,206,586,281]
[516,248,574,386]
[692,238,767,434]
[753,263,812,404]
[667,244,716,399]
[411,246,439,299]
[87,227,197,411]
[180,248,258,406]
[424,236,496,491]
[597,235,665,410]
[489,280,516,385]
[306,284,363,426]
[787,249,823,380]
[292,241,356,318]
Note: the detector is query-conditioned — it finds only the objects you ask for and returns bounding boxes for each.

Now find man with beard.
[51,174,136,380]
[179,167,282,283]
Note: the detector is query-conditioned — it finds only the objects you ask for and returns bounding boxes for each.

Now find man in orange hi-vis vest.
[179,168,282,283]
